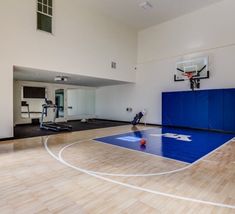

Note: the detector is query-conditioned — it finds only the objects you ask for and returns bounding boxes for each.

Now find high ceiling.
[80,0,223,29]
[14,67,132,87]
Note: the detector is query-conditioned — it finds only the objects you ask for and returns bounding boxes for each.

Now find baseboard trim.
[94,119,235,134]
[15,123,37,127]
[0,137,14,142]
[95,118,162,127]
[95,118,130,124]
[162,125,235,134]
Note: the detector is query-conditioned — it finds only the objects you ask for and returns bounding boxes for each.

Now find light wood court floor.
[0,125,235,213]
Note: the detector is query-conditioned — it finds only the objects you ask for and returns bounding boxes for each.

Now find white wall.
[96,84,137,122]
[0,65,13,138]
[0,0,137,81]
[138,0,235,63]
[0,0,137,138]
[96,0,235,124]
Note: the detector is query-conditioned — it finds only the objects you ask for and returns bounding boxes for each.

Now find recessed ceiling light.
[139,1,153,10]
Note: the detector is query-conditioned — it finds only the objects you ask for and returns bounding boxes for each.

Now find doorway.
[55,89,66,122]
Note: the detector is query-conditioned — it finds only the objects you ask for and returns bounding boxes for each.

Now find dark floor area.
[14,119,129,139]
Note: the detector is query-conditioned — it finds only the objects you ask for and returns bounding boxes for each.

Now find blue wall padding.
[194,91,209,129]
[162,89,235,132]
[208,90,223,130]
[223,89,235,132]
[179,92,195,127]
[162,92,182,126]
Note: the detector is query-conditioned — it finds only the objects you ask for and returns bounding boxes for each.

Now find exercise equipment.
[131,109,146,126]
[81,118,88,123]
[40,99,72,132]
[21,101,30,118]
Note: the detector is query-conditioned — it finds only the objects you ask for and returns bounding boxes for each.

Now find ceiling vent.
[139,1,153,10]
[54,76,68,82]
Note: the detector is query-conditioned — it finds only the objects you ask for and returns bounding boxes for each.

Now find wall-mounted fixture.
[54,76,68,82]
[139,1,153,10]
[126,107,133,112]
[111,61,117,69]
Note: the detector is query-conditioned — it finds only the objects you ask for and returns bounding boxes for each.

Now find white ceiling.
[80,0,223,29]
[14,66,132,87]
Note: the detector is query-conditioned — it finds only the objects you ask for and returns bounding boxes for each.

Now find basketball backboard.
[174,57,209,81]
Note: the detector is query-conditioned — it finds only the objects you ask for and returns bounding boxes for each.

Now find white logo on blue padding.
[117,136,141,142]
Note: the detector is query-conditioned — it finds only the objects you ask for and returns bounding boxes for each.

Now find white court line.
[58,136,234,177]
[60,141,190,177]
[43,137,235,210]
[94,139,189,165]
[43,126,191,177]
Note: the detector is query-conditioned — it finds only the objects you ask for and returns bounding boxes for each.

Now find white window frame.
[37,0,53,33]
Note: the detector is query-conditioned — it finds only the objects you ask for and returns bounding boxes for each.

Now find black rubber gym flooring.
[14,119,129,140]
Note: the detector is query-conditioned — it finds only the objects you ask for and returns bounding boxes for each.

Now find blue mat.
[94,127,234,164]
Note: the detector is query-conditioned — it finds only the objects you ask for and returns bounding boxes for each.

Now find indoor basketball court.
[1,0,235,213]
[41,125,235,213]
[40,93,235,213]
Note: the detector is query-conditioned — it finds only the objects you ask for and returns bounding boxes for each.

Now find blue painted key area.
[94,128,234,163]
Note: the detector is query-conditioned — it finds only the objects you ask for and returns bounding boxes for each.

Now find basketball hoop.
[182,72,199,91]
[183,72,194,80]
[174,57,210,91]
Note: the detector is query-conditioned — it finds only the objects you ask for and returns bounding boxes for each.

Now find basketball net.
[183,72,194,80]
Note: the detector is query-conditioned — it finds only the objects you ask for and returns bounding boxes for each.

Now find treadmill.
[40,99,72,132]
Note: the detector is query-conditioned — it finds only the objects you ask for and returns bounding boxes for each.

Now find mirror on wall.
[67,88,95,118]
[21,86,46,119]
[55,89,65,118]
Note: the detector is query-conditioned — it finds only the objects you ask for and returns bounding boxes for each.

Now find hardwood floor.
[0,125,234,213]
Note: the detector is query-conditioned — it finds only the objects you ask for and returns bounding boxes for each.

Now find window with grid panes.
[37,0,53,33]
